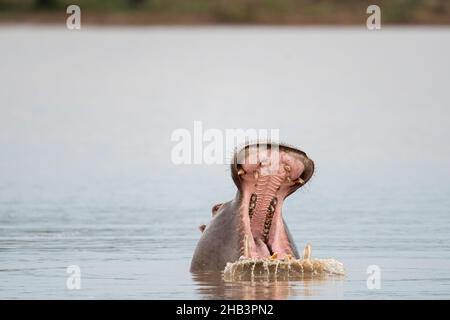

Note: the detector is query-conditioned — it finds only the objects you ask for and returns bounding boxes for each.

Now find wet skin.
[190,143,314,272]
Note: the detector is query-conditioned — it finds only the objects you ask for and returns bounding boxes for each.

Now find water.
[1,26,450,299]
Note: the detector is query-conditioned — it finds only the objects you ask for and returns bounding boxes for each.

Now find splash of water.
[223,257,345,282]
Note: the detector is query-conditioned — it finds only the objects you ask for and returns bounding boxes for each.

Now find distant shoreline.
[1,12,450,26]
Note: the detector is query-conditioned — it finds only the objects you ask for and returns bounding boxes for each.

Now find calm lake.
[0,26,450,299]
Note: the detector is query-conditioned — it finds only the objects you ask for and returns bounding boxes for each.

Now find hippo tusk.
[303,243,312,260]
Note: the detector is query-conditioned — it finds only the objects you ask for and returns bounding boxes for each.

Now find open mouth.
[231,143,314,260]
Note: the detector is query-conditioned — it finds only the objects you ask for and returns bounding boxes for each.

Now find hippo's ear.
[212,203,223,217]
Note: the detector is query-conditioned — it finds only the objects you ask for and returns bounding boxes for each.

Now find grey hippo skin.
[190,143,315,272]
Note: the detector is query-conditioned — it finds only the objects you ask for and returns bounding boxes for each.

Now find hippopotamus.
[190,143,315,272]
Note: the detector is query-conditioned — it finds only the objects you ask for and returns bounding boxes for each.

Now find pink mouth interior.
[236,145,307,259]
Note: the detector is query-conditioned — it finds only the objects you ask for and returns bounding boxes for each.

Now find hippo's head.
[191,142,322,273]
[228,143,315,259]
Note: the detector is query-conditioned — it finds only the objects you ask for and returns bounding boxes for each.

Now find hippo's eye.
[212,203,223,214]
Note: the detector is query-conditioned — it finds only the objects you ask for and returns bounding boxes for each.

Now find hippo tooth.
[284,165,291,172]
[295,177,305,185]
[243,235,250,258]
[237,168,245,176]
[303,243,312,260]
[270,252,278,260]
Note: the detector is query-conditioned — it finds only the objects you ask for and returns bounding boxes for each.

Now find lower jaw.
[240,206,293,260]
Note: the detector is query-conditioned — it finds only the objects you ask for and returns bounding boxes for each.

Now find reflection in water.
[192,272,345,299]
